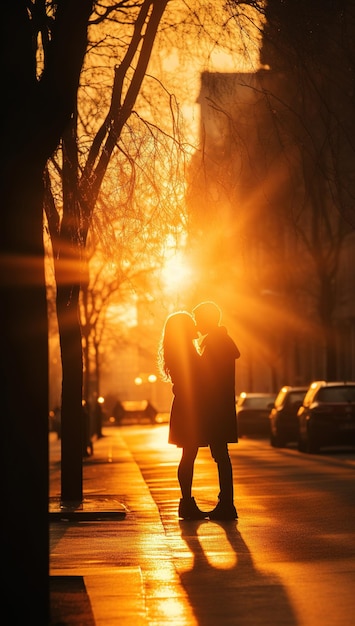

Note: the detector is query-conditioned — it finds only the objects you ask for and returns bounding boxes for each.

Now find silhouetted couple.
[158,301,240,521]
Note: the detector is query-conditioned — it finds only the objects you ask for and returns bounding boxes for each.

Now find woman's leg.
[177,445,198,498]
[177,445,207,519]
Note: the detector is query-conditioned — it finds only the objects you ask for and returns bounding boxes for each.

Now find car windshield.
[241,397,273,409]
[287,391,307,405]
[316,386,355,403]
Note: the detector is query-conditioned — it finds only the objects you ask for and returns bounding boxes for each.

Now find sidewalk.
[50,424,180,626]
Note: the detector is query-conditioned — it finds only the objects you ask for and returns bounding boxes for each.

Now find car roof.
[237,392,276,406]
[279,385,309,392]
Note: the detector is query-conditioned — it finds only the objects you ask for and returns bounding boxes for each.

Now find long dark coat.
[199,326,240,443]
[168,347,208,448]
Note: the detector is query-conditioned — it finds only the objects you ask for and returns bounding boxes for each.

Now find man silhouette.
[193,301,240,520]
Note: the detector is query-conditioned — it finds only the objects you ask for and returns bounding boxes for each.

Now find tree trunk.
[1,2,94,620]
[56,280,84,501]
[54,117,86,502]
[0,168,49,622]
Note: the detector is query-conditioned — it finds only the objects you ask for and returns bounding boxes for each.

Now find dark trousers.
[178,442,234,504]
[209,441,234,504]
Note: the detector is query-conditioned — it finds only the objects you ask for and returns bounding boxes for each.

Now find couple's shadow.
[178,519,297,626]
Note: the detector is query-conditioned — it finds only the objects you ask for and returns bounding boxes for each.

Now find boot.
[208,501,238,520]
[178,497,208,520]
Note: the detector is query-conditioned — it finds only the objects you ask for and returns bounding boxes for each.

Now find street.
[121,424,355,626]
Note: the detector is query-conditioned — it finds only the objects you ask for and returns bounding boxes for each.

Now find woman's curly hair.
[157,311,198,382]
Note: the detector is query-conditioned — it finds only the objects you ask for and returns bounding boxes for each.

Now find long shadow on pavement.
[178,519,297,626]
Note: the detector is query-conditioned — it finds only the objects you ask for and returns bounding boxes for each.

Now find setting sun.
[161,249,194,294]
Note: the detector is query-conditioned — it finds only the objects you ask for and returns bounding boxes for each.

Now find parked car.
[237,392,276,437]
[297,380,355,453]
[111,399,158,425]
[269,385,309,448]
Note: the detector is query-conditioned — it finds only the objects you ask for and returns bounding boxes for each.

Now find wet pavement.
[50,423,197,625]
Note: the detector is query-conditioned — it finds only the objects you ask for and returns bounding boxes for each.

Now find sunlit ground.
[126,423,239,573]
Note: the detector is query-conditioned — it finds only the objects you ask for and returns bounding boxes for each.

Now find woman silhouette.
[158,311,208,520]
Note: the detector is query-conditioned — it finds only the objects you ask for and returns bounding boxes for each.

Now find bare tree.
[45,0,169,502]
[1,2,94,620]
